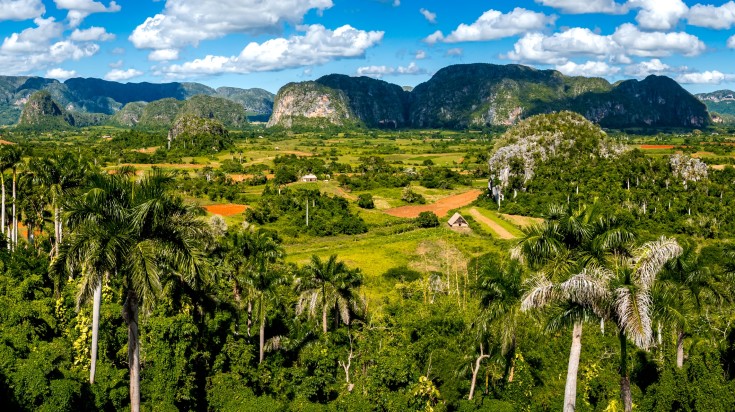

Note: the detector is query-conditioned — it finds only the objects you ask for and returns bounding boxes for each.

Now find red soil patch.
[384,189,483,218]
[135,146,159,154]
[0,140,16,145]
[639,145,675,150]
[203,204,248,216]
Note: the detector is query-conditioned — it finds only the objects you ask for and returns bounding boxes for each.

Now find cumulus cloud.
[688,1,735,30]
[445,48,463,56]
[676,70,733,84]
[70,26,114,42]
[357,62,425,78]
[108,59,123,68]
[130,0,333,55]
[104,68,143,81]
[624,59,671,77]
[728,35,735,48]
[45,67,77,80]
[419,8,436,23]
[506,28,621,65]
[161,24,383,77]
[0,0,45,21]
[611,23,705,57]
[53,0,121,27]
[148,48,179,61]
[1,17,64,53]
[535,0,626,14]
[506,23,705,65]
[415,50,426,59]
[425,8,555,44]
[627,0,688,31]
[555,60,620,76]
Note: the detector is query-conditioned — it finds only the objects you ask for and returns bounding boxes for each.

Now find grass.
[461,206,525,238]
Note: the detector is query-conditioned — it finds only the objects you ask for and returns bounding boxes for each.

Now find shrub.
[382,266,422,282]
[415,211,439,228]
[402,186,426,204]
[357,193,375,209]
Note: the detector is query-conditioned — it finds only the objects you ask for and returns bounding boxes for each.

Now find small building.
[301,174,318,182]
[448,212,469,228]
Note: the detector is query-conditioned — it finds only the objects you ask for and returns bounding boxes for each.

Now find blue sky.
[1,0,734,93]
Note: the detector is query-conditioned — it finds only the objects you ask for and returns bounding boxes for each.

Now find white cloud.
[627,0,688,31]
[104,68,143,81]
[48,40,99,61]
[419,8,436,23]
[53,0,121,27]
[611,23,705,57]
[688,1,735,30]
[676,70,733,84]
[506,28,621,65]
[148,48,179,61]
[70,26,115,42]
[130,0,333,54]
[728,35,735,48]
[108,59,123,68]
[1,18,64,53]
[535,0,625,14]
[445,47,463,56]
[357,62,425,78]
[624,59,671,77]
[45,67,77,80]
[161,24,383,77]
[415,50,426,59]
[555,60,620,76]
[0,0,45,21]
[425,8,555,44]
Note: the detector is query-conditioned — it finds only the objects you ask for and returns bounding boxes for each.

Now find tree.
[51,169,210,411]
[415,211,439,228]
[33,153,89,257]
[296,254,364,335]
[472,256,525,396]
[517,204,634,412]
[0,146,22,249]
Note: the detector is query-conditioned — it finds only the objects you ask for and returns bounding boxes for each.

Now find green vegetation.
[1,110,735,412]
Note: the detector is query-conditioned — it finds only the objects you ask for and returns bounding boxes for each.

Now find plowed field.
[384,190,483,218]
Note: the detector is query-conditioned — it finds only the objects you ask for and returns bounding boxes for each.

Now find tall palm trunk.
[1,173,5,244]
[12,167,17,249]
[123,290,141,412]
[54,204,60,256]
[259,298,265,364]
[322,285,328,334]
[564,321,583,412]
[676,330,685,368]
[468,344,489,400]
[90,282,102,384]
[619,331,632,412]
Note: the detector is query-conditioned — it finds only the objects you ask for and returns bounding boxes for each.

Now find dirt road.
[384,189,482,218]
[468,208,516,240]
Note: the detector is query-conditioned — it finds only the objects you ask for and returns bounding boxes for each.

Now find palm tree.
[224,229,287,363]
[52,169,209,411]
[0,146,22,249]
[655,243,725,368]
[296,254,364,335]
[517,204,634,412]
[33,153,88,257]
[471,256,525,397]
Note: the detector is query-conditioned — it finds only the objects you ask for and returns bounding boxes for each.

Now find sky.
[1,0,735,94]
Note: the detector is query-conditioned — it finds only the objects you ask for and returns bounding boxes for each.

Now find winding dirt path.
[384,189,482,218]
[468,208,516,240]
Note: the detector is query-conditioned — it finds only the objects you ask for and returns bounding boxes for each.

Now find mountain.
[16,90,73,130]
[167,115,231,151]
[0,76,275,125]
[110,95,249,129]
[268,63,710,129]
[696,90,735,123]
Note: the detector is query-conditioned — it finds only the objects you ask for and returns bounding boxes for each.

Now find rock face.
[0,76,274,125]
[267,81,354,128]
[167,115,230,151]
[696,89,735,122]
[268,63,711,129]
[17,91,72,130]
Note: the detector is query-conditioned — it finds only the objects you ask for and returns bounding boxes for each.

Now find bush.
[415,211,439,228]
[357,193,375,209]
[402,186,426,204]
[382,266,422,282]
